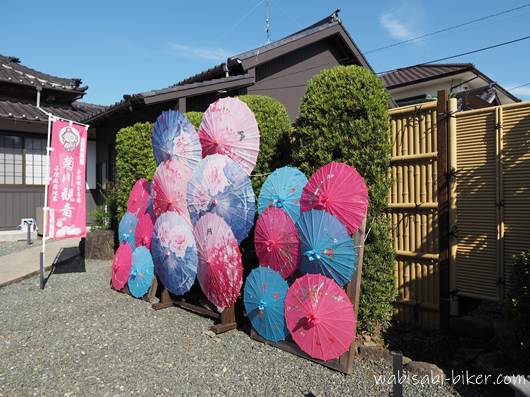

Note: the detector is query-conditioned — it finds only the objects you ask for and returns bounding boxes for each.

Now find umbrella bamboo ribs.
[151,283,237,334]
[249,221,366,374]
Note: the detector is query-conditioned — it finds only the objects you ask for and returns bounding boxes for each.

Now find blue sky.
[2,0,529,104]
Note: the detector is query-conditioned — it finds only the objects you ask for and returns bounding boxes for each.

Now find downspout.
[36,86,42,108]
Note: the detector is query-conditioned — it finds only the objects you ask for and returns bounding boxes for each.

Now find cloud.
[509,85,530,98]
[169,43,231,61]
[379,13,416,41]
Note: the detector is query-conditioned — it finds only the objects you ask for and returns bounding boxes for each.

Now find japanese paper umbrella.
[193,213,243,309]
[297,210,357,287]
[128,246,155,298]
[127,178,150,216]
[151,110,202,170]
[244,267,289,342]
[198,97,260,175]
[187,154,255,243]
[111,242,133,290]
[118,212,138,249]
[152,159,192,220]
[151,212,198,296]
[258,166,308,223]
[254,207,300,279]
[285,273,356,361]
[134,212,154,249]
[301,162,368,235]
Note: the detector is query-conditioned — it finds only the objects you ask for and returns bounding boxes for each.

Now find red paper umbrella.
[301,162,368,235]
[111,243,133,290]
[254,207,300,279]
[193,213,243,309]
[284,274,356,361]
[134,212,154,249]
[127,178,150,216]
[152,159,192,220]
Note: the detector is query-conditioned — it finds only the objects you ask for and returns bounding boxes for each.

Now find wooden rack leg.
[210,305,237,334]
[143,277,158,303]
[152,288,174,310]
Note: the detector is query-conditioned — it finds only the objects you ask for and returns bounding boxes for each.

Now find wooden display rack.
[250,222,366,375]
[112,276,159,303]
[152,283,237,335]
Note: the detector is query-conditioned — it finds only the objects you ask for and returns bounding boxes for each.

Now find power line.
[508,82,530,91]
[365,3,530,54]
[216,0,266,43]
[378,34,530,74]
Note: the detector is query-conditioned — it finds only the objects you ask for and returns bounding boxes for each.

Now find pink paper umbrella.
[254,207,300,279]
[193,213,243,309]
[198,97,260,175]
[111,243,133,290]
[301,162,368,235]
[284,273,356,361]
[127,178,150,216]
[152,159,192,220]
[134,212,154,249]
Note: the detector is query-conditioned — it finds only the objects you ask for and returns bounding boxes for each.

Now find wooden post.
[436,90,450,329]
[448,98,458,316]
[495,106,505,300]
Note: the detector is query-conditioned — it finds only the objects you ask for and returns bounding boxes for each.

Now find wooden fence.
[388,94,530,329]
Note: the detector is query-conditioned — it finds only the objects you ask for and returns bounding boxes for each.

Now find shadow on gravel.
[43,247,85,287]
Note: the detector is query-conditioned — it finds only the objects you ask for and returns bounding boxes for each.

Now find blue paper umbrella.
[118,212,138,249]
[128,246,155,298]
[151,110,202,170]
[151,212,198,295]
[187,154,255,243]
[258,166,308,223]
[244,267,289,342]
[297,209,357,287]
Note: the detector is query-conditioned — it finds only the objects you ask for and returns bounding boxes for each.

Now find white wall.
[86,141,96,190]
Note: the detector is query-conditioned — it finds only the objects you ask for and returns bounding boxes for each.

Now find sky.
[2,0,529,105]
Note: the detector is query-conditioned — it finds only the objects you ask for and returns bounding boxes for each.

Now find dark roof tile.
[0,99,105,123]
[381,63,475,88]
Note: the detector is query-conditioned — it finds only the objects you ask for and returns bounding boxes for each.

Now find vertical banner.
[47,119,88,239]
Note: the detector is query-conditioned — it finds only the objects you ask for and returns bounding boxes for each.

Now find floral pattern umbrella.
[134,212,154,249]
[111,242,133,291]
[151,212,198,296]
[193,213,243,309]
[118,212,138,249]
[254,207,300,279]
[152,159,192,220]
[151,110,202,171]
[128,246,155,298]
[127,178,151,216]
[198,97,260,175]
[284,273,356,361]
[301,162,368,235]
[187,154,255,243]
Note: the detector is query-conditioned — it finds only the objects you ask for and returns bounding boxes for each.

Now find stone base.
[85,230,115,260]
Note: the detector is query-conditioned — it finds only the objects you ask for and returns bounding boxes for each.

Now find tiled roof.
[381,63,475,88]
[0,99,105,123]
[0,55,87,93]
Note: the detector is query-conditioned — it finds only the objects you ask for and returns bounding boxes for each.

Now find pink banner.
[47,119,88,239]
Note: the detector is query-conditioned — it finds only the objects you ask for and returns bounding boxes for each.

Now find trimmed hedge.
[115,122,156,219]
[509,250,530,368]
[185,111,203,130]
[238,95,292,195]
[293,65,395,334]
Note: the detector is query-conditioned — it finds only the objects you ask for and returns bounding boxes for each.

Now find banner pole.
[40,114,53,289]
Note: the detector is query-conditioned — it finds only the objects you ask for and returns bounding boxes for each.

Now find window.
[24,137,47,185]
[0,135,24,184]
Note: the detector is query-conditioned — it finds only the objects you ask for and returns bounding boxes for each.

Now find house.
[381,63,520,109]
[83,10,373,186]
[0,55,102,230]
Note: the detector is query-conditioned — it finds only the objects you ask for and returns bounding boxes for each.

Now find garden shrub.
[509,250,530,367]
[292,65,396,334]
[238,95,292,196]
[115,122,156,219]
[184,111,203,130]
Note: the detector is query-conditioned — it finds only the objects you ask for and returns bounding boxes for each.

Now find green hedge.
[509,250,530,368]
[115,122,156,219]
[185,111,203,130]
[238,95,292,195]
[292,65,396,334]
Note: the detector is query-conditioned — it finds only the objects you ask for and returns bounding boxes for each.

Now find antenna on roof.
[265,0,271,44]
[331,9,341,23]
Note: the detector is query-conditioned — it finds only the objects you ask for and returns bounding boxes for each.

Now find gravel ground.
[0,241,33,257]
[0,259,462,397]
